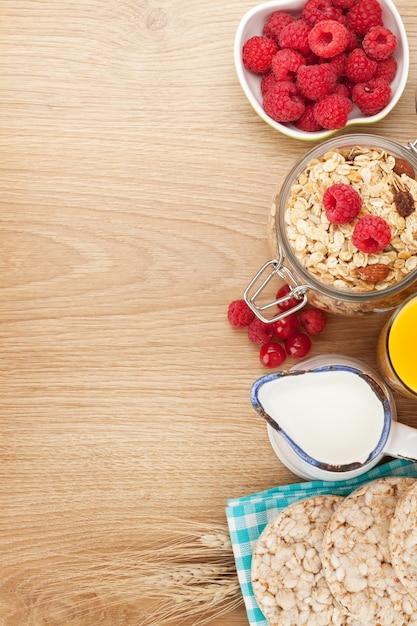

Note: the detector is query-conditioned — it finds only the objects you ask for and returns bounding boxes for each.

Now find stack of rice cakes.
[251,477,417,626]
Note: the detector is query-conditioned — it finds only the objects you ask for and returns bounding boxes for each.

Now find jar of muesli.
[244,134,417,321]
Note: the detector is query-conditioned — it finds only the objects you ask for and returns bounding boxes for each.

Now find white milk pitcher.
[251,354,417,481]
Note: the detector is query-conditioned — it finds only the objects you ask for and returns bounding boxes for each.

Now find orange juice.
[378,295,417,398]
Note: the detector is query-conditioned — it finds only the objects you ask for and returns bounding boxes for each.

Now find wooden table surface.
[1,1,417,625]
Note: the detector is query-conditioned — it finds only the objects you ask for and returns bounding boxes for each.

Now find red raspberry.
[242,36,279,74]
[308,20,350,58]
[260,71,279,95]
[271,48,305,82]
[313,93,352,129]
[302,0,342,26]
[296,63,337,100]
[278,19,312,55]
[352,77,391,115]
[375,56,397,83]
[323,183,362,224]
[299,308,327,335]
[295,103,323,132]
[337,13,349,28]
[345,29,360,53]
[273,313,299,340]
[347,0,383,36]
[332,81,351,99]
[345,48,377,82]
[352,215,391,253]
[263,11,295,40]
[247,318,275,345]
[227,299,255,328]
[320,53,347,78]
[362,26,397,61]
[302,49,320,65]
[332,0,356,7]
[263,82,305,123]
[259,342,286,368]
[339,77,355,98]
[285,332,312,358]
[276,284,302,311]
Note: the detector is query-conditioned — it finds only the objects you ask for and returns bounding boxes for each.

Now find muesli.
[283,146,417,293]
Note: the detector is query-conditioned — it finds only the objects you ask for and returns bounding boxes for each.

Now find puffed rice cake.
[389,480,417,602]
[251,495,363,626]
[321,477,417,626]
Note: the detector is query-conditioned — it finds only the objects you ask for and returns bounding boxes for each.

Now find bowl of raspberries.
[234,0,409,140]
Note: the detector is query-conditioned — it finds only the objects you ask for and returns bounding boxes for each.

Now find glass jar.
[244,134,417,322]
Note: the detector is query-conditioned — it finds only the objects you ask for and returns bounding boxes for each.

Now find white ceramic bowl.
[234,0,409,141]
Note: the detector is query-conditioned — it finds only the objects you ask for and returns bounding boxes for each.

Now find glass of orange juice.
[377,294,417,399]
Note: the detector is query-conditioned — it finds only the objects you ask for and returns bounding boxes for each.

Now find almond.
[354,264,390,283]
[394,158,415,179]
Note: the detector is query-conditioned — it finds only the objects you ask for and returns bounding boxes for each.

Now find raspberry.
[313,93,352,129]
[375,56,397,83]
[278,19,312,55]
[308,20,349,58]
[302,49,320,65]
[247,318,275,345]
[332,81,351,99]
[302,0,342,26]
[323,183,362,224]
[259,342,286,368]
[299,308,327,335]
[345,29,360,53]
[263,11,295,40]
[227,299,255,328]
[285,332,312,358]
[271,48,305,82]
[362,26,397,61]
[352,215,392,253]
[320,52,347,78]
[273,313,299,340]
[263,82,305,122]
[242,36,279,74]
[352,77,391,115]
[332,0,356,7]
[296,63,337,100]
[260,71,279,95]
[347,0,383,36]
[295,103,323,131]
[345,48,377,82]
[276,284,302,312]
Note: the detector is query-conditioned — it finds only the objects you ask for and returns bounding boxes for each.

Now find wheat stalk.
[25,519,243,625]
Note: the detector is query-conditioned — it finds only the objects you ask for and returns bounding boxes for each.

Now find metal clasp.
[408,139,417,158]
[244,258,309,323]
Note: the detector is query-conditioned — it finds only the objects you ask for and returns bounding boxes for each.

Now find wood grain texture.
[1,1,417,624]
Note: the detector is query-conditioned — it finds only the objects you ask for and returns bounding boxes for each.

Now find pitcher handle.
[385,421,417,462]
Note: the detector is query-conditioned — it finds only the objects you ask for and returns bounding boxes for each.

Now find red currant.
[276,284,301,312]
[285,332,312,358]
[273,312,299,340]
[259,342,286,368]
[299,308,327,335]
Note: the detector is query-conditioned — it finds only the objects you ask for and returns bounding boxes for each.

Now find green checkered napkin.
[225,458,417,626]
